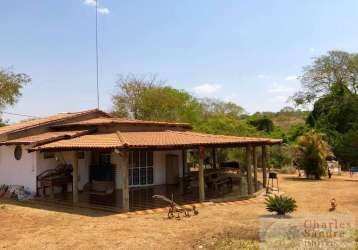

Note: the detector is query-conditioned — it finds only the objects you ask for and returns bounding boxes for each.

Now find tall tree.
[112,74,162,118]
[292,50,358,106]
[297,51,358,167]
[112,74,204,122]
[307,86,358,134]
[200,99,246,119]
[335,129,358,166]
[248,116,274,133]
[136,86,202,122]
[0,68,31,123]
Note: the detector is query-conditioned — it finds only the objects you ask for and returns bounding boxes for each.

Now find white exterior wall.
[111,152,122,189]
[153,150,183,185]
[0,147,184,194]
[0,145,37,192]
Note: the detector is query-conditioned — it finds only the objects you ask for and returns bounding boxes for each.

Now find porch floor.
[37,184,238,212]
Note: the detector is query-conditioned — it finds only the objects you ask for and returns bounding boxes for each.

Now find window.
[14,146,22,160]
[128,151,153,186]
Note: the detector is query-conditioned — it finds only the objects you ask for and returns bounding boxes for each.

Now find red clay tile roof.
[0,109,109,136]
[30,133,122,151]
[30,130,282,152]
[0,130,91,146]
[52,117,192,129]
[119,131,282,147]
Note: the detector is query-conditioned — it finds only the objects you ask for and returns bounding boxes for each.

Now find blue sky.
[2,0,358,122]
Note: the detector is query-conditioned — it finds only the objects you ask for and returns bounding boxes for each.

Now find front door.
[90,152,114,182]
[166,154,179,185]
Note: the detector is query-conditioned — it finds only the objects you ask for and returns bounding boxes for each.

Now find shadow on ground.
[0,199,115,217]
[282,176,327,182]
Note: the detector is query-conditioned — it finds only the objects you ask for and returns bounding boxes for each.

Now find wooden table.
[39,175,72,198]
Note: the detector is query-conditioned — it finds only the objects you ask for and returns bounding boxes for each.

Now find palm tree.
[296,131,333,179]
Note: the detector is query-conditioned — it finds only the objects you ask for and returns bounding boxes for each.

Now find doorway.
[166,154,179,184]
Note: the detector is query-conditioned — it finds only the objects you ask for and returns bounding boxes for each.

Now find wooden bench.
[212,177,233,193]
[205,172,233,193]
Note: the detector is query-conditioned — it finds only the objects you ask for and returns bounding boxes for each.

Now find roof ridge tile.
[116,131,128,147]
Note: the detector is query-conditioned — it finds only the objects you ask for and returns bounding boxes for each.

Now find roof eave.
[0,109,109,137]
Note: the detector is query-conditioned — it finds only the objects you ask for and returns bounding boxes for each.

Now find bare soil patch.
[1,173,358,249]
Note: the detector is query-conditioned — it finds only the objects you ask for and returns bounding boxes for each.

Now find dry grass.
[1,173,358,249]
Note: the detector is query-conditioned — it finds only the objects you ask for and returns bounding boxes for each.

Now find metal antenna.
[95,0,100,109]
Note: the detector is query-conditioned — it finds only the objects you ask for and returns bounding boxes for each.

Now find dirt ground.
[1,173,358,250]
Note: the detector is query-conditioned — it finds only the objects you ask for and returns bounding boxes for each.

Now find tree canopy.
[307,86,358,135]
[110,50,358,170]
[248,116,274,133]
[0,68,31,124]
[112,74,160,119]
[110,74,313,169]
[292,50,358,106]
[291,50,358,167]
[111,74,252,135]
[0,68,31,110]
[136,86,202,122]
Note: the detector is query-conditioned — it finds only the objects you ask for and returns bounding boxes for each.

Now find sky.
[1,0,358,123]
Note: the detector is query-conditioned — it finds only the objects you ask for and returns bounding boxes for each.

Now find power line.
[0,111,39,118]
[95,0,100,109]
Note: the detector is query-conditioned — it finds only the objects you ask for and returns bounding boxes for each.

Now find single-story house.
[0,109,281,211]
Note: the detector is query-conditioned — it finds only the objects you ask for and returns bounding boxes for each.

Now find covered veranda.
[30,131,282,212]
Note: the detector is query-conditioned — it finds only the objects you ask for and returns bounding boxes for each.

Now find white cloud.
[97,7,110,15]
[257,74,270,79]
[83,0,96,7]
[285,75,298,81]
[83,0,110,15]
[192,84,222,97]
[268,82,295,93]
[309,48,315,53]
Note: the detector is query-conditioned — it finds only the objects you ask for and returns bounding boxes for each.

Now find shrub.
[265,195,297,215]
[296,131,333,179]
[248,116,274,133]
[269,144,296,168]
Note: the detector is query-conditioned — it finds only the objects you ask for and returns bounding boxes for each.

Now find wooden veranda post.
[121,151,130,212]
[239,147,246,195]
[246,145,253,195]
[198,146,206,202]
[212,148,217,169]
[253,146,258,192]
[262,145,267,188]
[72,151,79,203]
[182,149,188,176]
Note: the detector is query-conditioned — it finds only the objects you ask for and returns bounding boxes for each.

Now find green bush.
[248,116,274,133]
[265,195,297,215]
[296,131,332,179]
[270,144,294,168]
